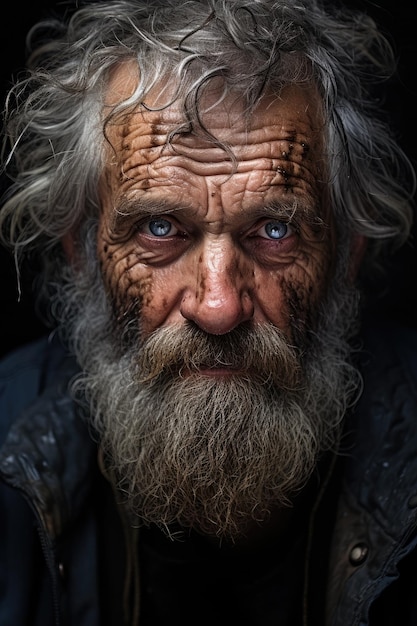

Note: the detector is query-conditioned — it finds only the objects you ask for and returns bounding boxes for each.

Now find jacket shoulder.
[325,321,417,624]
[0,334,75,443]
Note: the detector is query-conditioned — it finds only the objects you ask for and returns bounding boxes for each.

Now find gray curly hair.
[0,0,415,292]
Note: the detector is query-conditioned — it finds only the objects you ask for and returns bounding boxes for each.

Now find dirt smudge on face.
[280,275,317,348]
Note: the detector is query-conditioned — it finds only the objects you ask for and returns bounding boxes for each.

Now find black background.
[0,0,416,358]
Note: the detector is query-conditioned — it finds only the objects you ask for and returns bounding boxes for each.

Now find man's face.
[98,66,333,347]
[64,68,359,541]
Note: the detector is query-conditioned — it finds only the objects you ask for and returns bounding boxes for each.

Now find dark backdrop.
[1,0,416,358]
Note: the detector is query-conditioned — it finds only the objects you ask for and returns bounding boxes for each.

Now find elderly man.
[0,1,416,624]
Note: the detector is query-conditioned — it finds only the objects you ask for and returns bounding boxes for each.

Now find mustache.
[134,322,302,390]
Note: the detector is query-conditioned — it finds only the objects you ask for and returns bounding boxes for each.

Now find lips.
[178,363,247,378]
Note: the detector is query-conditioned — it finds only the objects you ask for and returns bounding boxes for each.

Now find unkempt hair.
[0,0,415,291]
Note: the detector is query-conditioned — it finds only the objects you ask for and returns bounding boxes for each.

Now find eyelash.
[142,218,180,238]
[255,220,293,240]
[140,217,293,241]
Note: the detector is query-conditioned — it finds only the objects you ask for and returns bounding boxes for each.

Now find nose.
[180,238,255,335]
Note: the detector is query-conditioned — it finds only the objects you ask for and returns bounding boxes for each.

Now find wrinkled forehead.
[103,60,325,155]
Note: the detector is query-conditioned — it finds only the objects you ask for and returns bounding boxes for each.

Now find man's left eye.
[145,218,178,237]
[257,221,291,240]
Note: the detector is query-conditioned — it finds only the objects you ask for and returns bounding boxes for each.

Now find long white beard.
[54,234,361,541]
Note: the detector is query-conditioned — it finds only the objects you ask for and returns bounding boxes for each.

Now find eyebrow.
[110,195,323,231]
[254,200,312,218]
[249,200,324,229]
[110,197,193,231]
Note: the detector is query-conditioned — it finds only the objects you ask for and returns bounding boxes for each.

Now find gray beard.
[54,229,362,541]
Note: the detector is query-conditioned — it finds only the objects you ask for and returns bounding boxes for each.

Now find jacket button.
[58,562,66,580]
[408,495,417,508]
[349,543,368,566]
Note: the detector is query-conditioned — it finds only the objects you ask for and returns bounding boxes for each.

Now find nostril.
[180,243,255,334]
[180,287,254,335]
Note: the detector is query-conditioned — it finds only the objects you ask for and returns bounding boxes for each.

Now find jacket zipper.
[2,480,64,626]
[36,520,63,626]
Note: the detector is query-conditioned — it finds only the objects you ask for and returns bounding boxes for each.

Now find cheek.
[279,274,315,340]
[98,240,148,317]
[98,241,175,335]
[256,247,332,340]
[285,252,332,334]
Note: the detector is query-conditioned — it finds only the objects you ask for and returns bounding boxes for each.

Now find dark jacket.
[1,324,417,625]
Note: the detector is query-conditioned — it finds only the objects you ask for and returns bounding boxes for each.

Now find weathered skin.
[97,63,334,350]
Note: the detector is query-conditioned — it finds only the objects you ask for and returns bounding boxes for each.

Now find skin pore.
[97,62,334,349]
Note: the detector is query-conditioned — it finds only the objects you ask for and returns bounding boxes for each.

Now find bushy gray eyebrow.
[250,201,325,228]
[110,196,324,232]
[110,197,191,231]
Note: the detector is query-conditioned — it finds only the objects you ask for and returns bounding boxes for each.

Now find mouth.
[180,365,246,378]
[199,366,243,377]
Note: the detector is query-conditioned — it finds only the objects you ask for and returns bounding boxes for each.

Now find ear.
[348,234,367,283]
[61,232,76,262]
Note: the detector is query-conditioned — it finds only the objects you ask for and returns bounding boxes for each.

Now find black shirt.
[138,514,309,626]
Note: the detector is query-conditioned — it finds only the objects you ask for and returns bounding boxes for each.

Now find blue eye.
[147,218,175,237]
[259,221,290,240]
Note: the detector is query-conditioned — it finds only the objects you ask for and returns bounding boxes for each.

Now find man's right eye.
[142,218,179,237]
